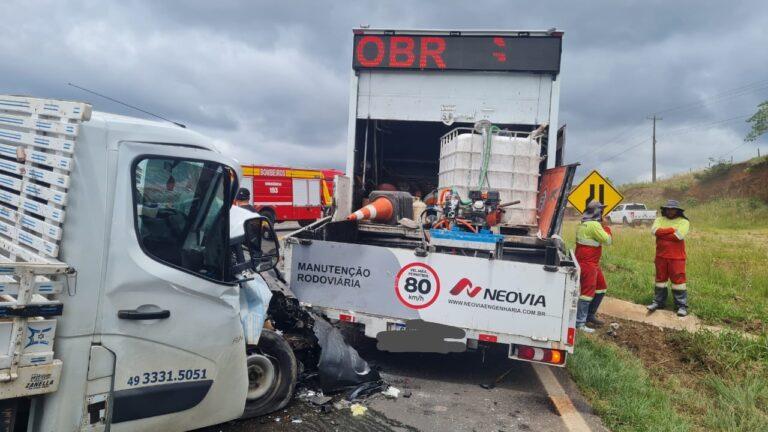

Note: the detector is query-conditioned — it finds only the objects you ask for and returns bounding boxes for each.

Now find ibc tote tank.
[438,129,541,226]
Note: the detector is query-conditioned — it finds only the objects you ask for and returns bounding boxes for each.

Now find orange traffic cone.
[347,196,394,223]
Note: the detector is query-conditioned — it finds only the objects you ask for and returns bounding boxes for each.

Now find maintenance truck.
[283,28,580,366]
[0,95,295,431]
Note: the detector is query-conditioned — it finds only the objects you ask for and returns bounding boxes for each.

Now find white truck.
[283,29,581,366]
[0,95,297,431]
[606,202,656,226]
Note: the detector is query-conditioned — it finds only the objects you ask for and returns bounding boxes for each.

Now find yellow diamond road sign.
[568,170,624,214]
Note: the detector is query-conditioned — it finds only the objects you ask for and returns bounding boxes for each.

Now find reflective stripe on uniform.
[595,289,607,294]
[674,230,684,240]
[576,221,611,246]
[579,295,594,301]
[655,282,668,288]
[671,283,687,291]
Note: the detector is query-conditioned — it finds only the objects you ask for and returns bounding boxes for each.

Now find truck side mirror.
[244,216,280,273]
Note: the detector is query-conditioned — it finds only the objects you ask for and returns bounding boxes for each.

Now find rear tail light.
[478,333,498,343]
[567,327,575,345]
[339,313,356,323]
[515,345,565,365]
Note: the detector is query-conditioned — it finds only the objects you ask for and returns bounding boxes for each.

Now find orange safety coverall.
[652,217,690,290]
[575,222,613,301]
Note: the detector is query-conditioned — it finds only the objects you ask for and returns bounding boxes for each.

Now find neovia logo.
[25,327,52,348]
[450,278,482,298]
[450,278,546,308]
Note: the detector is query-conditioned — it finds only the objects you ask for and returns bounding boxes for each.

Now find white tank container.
[438,130,541,226]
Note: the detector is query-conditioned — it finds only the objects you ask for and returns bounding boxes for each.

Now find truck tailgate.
[287,240,572,343]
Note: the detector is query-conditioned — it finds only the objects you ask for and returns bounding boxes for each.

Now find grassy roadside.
[563,197,768,332]
[563,196,768,431]
[568,324,768,432]
[567,335,691,432]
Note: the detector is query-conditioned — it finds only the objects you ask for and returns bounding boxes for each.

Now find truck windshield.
[133,157,232,282]
[626,204,646,210]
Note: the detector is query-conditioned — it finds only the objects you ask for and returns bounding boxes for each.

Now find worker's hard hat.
[581,200,605,222]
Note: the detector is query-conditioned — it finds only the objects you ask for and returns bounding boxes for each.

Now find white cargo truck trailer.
[284,29,581,366]
[0,95,293,431]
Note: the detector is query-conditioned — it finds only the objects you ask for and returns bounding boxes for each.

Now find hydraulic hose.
[478,125,500,189]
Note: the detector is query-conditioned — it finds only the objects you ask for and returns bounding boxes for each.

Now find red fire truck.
[238,165,344,226]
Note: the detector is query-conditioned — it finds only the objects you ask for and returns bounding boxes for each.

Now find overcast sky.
[1,0,766,184]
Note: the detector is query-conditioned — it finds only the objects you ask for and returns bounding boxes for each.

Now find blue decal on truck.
[25,327,52,348]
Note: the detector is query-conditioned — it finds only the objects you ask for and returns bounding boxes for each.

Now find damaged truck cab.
[0,95,290,431]
[283,29,580,366]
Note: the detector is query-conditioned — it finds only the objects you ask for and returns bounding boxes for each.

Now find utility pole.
[647,115,662,182]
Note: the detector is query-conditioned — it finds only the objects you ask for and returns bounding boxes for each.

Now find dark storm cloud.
[1,0,766,179]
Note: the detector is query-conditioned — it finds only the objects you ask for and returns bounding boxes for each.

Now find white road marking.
[532,363,592,432]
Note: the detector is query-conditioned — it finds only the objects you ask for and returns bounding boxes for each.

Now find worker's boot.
[673,289,688,317]
[576,299,594,333]
[587,293,605,327]
[646,286,668,312]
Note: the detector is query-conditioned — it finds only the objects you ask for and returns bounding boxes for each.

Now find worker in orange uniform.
[647,200,691,317]
[574,200,613,333]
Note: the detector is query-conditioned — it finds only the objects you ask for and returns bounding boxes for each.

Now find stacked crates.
[438,128,541,226]
[0,95,89,391]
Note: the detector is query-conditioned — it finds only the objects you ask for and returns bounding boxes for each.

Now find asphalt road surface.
[204,338,606,432]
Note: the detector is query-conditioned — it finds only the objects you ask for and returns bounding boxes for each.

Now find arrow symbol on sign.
[585,184,605,209]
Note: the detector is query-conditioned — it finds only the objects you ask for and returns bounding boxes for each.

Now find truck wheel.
[298,219,316,228]
[241,329,298,419]
[605,216,613,225]
[622,217,629,225]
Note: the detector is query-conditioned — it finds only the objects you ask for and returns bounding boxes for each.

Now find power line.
[652,79,768,116]
[586,114,750,166]
[573,78,768,165]
[717,142,751,160]
[657,114,751,138]
[569,122,646,162]
[589,137,651,165]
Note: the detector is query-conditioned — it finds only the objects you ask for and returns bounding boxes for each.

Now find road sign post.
[567,170,624,214]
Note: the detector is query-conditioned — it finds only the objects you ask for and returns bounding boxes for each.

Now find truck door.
[99,142,248,431]
[307,179,321,206]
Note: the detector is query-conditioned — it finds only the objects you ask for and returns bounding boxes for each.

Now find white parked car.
[606,203,657,225]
